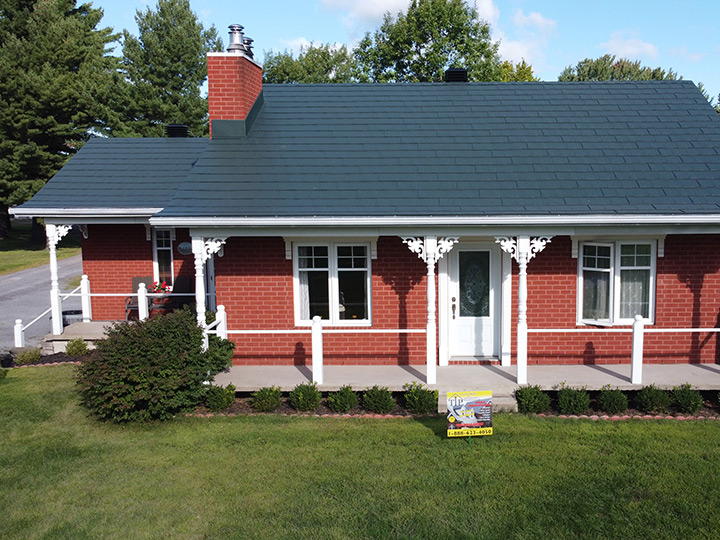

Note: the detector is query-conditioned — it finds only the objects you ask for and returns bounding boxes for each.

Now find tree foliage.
[559,54,679,82]
[0,0,119,237]
[263,44,355,83]
[500,59,538,82]
[354,0,501,83]
[117,0,223,137]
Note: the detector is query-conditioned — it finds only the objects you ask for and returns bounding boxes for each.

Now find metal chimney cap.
[227,24,246,53]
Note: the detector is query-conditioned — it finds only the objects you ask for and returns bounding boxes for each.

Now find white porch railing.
[205,307,427,385]
[528,315,720,385]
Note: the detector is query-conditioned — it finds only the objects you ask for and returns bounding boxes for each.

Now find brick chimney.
[207,25,262,138]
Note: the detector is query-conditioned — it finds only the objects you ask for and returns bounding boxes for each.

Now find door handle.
[451,297,456,319]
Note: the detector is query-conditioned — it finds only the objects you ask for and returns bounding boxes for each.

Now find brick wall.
[207,52,262,137]
[216,236,428,365]
[81,225,194,320]
[522,235,720,364]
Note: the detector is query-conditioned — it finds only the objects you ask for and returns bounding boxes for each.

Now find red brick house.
[13,25,720,385]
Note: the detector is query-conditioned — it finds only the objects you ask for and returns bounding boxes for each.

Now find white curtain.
[620,269,650,318]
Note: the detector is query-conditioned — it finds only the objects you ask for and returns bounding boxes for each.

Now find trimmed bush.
[403,382,438,415]
[65,338,89,357]
[289,382,322,411]
[636,384,672,414]
[362,385,396,414]
[515,385,551,414]
[557,384,591,415]
[14,347,41,366]
[597,385,628,414]
[76,307,234,422]
[205,384,236,412]
[673,383,703,415]
[252,386,283,412]
[327,385,358,413]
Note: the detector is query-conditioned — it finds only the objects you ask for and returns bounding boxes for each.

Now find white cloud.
[281,37,313,54]
[475,0,500,27]
[513,9,556,33]
[321,0,407,23]
[668,45,702,63]
[599,31,658,60]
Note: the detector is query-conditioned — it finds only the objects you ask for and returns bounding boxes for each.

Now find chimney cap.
[227,24,253,58]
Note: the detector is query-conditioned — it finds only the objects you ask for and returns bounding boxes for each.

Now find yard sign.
[447,391,493,438]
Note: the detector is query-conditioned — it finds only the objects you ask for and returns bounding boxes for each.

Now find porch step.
[41,321,113,354]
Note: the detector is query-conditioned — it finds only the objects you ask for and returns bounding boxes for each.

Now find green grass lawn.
[0,220,81,275]
[2,365,720,539]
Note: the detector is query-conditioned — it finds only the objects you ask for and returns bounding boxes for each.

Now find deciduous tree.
[559,54,678,81]
[500,59,538,82]
[354,0,501,83]
[263,44,355,83]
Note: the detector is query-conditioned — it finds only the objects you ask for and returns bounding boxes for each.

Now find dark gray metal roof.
[18,81,720,220]
[18,138,207,211]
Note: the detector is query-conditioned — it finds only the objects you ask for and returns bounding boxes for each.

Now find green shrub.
[636,384,673,414]
[205,384,236,412]
[515,385,551,414]
[76,307,235,422]
[65,338,89,357]
[672,383,703,415]
[14,347,41,365]
[252,386,283,412]
[289,382,322,411]
[363,385,396,414]
[0,368,7,380]
[597,385,628,414]
[557,384,591,415]
[327,385,358,413]
[403,382,438,415]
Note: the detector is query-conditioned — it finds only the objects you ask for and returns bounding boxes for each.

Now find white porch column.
[403,236,459,385]
[46,224,71,335]
[496,236,552,385]
[191,237,227,329]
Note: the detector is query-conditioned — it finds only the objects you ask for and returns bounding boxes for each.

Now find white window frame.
[577,240,656,326]
[293,242,372,327]
[152,228,175,287]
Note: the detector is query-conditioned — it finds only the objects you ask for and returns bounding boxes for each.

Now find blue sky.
[94,0,719,98]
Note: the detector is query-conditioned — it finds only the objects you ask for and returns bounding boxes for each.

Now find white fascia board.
[11,207,162,222]
[151,214,720,228]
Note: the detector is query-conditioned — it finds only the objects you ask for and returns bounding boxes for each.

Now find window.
[295,243,370,325]
[579,242,655,325]
[153,229,174,286]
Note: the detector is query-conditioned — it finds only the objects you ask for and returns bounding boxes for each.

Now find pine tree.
[117,0,223,138]
[0,0,120,238]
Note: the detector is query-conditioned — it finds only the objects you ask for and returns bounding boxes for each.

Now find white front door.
[448,244,500,357]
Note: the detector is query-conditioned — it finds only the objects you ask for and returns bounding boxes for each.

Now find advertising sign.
[446,391,493,438]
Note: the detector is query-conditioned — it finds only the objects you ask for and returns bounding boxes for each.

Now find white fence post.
[631,314,644,385]
[138,283,149,321]
[312,316,324,385]
[80,274,92,323]
[14,319,25,348]
[217,305,228,340]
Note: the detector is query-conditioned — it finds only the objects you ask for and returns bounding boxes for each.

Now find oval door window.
[459,251,489,317]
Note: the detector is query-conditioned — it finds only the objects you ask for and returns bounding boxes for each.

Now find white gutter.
[149,214,720,227]
[10,207,163,218]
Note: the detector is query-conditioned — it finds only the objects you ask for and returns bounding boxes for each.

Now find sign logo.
[447,391,493,438]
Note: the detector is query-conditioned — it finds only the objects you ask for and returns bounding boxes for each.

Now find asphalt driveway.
[0,254,82,352]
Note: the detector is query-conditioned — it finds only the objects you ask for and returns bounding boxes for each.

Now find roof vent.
[444,68,468,82]
[227,24,254,58]
[165,124,189,138]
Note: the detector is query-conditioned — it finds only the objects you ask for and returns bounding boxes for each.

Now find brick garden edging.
[537,413,720,421]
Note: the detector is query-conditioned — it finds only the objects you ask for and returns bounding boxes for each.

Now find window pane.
[583,270,610,320]
[157,250,172,284]
[298,246,328,269]
[337,246,367,269]
[156,230,171,248]
[459,252,489,317]
[620,269,650,318]
[338,270,367,319]
[621,244,651,267]
[583,245,611,269]
[300,270,329,319]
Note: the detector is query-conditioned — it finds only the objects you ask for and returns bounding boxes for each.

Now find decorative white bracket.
[402,236,459,266]
[495,236,552,262]
[202,238,227,263]
[47,224,72,248]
